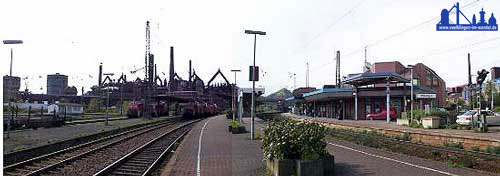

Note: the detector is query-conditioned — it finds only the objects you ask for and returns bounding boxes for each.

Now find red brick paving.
[163,115,266,176]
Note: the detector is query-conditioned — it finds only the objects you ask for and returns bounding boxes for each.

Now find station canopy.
[342,72,410,87]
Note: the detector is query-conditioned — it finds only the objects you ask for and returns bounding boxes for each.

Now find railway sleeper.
[116,168,145,173]
[121,163,146,167]
[111,171,143,176]
[119,165,146,170]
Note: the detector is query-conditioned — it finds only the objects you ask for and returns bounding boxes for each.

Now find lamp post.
[3,40,23,139]
[106,91,110,126]
[231,69,241,121]
[407,65,414,123]
[245,29,266,140]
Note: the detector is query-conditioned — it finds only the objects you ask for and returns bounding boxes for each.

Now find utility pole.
[306,62,309,87]
[106,92,110,126]
[293,73,296,90]
[231,69,241,121]
[121,73,124,116]
[336,51,341,87]
[492,81,495,111]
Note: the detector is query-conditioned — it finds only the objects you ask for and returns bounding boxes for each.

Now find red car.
[366,107,397,120]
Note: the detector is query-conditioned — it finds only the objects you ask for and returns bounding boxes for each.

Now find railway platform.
[162,115,267,176]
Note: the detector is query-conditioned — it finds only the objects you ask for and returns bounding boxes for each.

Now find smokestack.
[468,53,471,86]
[189,60,192,82]
[98,63,103,86]
[169,46,175,82]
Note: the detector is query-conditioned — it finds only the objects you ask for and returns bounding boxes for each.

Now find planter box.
[231,126,245,134]
[397,118,410,126]
[267,159,296,176]
[422,116,440,129]
[297,160,323,176]
[267,154,334,176]
[228,126,232,132]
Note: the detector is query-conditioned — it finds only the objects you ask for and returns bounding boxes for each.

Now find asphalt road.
[328,139,499,176]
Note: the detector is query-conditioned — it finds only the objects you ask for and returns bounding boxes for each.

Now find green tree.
[122,101,130,114]
[87,98,102,113]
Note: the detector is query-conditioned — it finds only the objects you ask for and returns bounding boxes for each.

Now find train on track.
[127,100,219,118]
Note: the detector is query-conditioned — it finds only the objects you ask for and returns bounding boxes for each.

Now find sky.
[1,0,499,96]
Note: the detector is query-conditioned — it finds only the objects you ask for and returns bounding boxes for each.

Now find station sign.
[416,94,436,99]
[249,66,259,81]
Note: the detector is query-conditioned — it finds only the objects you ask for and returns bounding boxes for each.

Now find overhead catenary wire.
[286,0,488,89]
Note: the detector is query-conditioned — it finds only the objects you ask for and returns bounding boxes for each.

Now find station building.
[287,61,446,120]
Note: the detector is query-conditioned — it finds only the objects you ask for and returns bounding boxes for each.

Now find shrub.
[409,120,422,128]
[443,142,464,149]
[447,124,459,129]
[230,120,242,128]
[262,118,327,160]
[486,146,500,154]
[412,109,426,121]
[471,145,481,152]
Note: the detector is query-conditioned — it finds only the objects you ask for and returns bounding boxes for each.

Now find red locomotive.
[127,100,218,119]
[127,101,168,118]
[179,101,219,118]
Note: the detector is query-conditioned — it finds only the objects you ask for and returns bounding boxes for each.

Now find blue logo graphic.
[437,2,497,31]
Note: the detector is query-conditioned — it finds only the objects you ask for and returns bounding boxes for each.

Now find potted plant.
[229,120,245,134]
[262,118,334,176]
[397,111,410,126]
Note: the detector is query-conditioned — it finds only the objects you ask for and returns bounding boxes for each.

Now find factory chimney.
[189,60,193,82]
[169,46,175,83]
[98,63,103,86]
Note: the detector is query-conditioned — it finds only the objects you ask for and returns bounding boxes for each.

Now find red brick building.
[374,62,446,107]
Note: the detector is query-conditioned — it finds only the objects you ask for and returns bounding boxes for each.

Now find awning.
[303,88,353,102]
[342,72,410,86]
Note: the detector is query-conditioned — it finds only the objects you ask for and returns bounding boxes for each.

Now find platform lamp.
[3,40,23,139]
[407,65,414,123]
[231,69,241,121]
[245,29,266,140]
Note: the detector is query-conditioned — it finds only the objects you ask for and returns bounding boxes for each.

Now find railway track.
[94,121,193,176]
[328,129,500,160]
[328,128,500,173]
[3,118,194,176]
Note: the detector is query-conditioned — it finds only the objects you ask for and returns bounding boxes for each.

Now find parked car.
[366,107,397,120]
[456,110,500,126]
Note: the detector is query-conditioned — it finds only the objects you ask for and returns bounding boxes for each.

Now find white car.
[456,110,500,126]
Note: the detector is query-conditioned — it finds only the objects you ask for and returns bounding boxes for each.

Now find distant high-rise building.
[47,73,68,96]
[491,67,500,80]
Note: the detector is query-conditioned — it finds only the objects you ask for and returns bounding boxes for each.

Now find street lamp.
[231,69,241,121]
[407,65,414,123]
[3,40,23,139]
[245,29,266,140]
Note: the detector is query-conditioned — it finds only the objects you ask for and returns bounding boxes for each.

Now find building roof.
[302,88,353,102]
[342,72,410,86]
[303,88,353,97]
